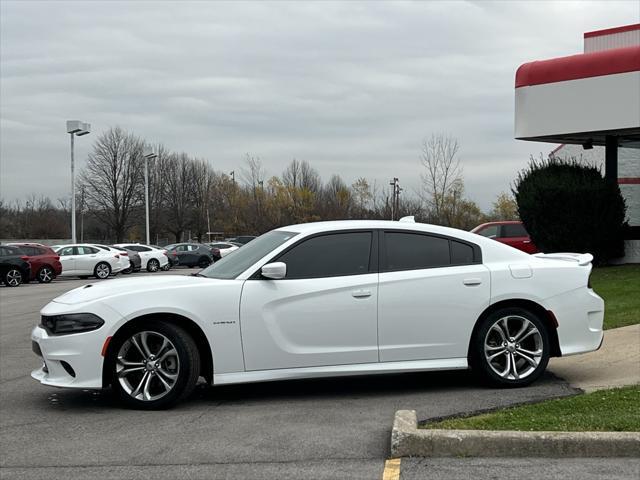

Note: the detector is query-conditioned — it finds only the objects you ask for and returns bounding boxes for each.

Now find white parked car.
[33,220,604,409]
[91,244,131,274]
[113,243,169,272]
[51,244,126,279]
[209,242,240,260]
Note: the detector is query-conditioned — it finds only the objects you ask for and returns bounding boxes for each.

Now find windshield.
[199,230,298,279]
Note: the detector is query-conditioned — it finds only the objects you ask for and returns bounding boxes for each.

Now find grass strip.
[422,385,640,432]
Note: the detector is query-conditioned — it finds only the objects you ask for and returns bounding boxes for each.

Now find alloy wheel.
[38,267,53,283]
[116,331,180,402]
[95,263,110,279]
[5,269,22,287]
[147,259,159,272]
[483,315,543,380]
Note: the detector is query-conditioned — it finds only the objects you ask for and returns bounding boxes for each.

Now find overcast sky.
[1,1,638,209]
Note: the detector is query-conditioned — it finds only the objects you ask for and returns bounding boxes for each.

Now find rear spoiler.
[532,252,593,266]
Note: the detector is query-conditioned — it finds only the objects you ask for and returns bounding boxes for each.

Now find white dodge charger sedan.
[32,220,604,409]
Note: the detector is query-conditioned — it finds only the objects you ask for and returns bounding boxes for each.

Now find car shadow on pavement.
[33,369,575,413]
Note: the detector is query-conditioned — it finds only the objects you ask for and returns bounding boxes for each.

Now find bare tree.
[163,152,193,242]
[420,134,463,225]
[78,127,144,242]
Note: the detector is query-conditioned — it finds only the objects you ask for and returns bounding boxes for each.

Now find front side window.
[478,225,499,238]
[59,247,75,256]
[277,232,372,279]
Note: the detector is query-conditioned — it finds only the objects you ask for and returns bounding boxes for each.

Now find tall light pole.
[143,146,158,245]
[66,120,90,243]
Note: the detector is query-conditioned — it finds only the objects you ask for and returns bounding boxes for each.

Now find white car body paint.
[113,244,169,271]
[52,243,125,278]
[33,220,604,391]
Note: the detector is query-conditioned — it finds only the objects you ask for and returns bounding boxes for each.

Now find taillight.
[121,252,128,256]
[54,256,60,261]
[20,256,29,261]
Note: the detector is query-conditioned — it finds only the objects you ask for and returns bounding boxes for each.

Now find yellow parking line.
[382,458,401,480]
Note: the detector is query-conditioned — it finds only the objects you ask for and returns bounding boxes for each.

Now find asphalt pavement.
[0,271,634,479]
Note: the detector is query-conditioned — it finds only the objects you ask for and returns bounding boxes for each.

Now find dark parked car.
[8,243,62,283]
[471,221,538,254]
[164,243,214,268]
[114,247,141,274]
[0,245,31,287]
[225,235,256,245]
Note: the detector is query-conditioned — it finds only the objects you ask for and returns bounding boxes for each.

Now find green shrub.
[513,156,626,263]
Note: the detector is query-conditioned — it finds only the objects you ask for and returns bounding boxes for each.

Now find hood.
[53,274,227,305]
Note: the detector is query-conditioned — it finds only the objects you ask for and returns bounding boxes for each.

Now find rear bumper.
[547,288,604,356]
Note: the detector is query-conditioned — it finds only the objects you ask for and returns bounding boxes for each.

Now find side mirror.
[261,262,286,280]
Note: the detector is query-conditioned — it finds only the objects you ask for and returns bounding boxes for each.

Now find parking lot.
[0,271,634,479]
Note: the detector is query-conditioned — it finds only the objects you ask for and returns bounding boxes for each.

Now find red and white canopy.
[514,24,640,146]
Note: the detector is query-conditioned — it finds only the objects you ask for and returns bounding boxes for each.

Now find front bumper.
[31,325,106,389]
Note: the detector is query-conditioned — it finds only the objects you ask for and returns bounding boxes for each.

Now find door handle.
[351,289,372,298]
[463,278,482,286]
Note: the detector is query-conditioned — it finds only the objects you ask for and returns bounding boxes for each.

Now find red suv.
[471,221,538,254]
[9,243,63,283]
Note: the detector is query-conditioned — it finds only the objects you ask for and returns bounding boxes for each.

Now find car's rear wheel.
[122,262,133,275]
[147,258,160,272]
[470,307,550,387]
[110,322,200,409]
[197,257,211,268]
[3,268,23,287]
[94,262,111,279]
[37,266,54,283]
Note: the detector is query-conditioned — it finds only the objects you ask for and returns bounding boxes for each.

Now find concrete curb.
[390,410,640,458]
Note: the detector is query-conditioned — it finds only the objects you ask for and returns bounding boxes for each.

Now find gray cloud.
[1,0,637,209]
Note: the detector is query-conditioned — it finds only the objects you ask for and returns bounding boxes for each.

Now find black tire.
[94,262,111,280]
[109,321,201,410]
[37,266,55,283]
[3,268,23,287]
[147,258,160,273]
[122,262,133,275]
[469,307,550,388]
[197,257,211,268]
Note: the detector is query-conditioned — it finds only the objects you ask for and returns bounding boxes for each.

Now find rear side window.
[384,232,450,271]
[383,231,480,271]
[451,241,474,265]
[277,232,372,279]
[502,223,528,238]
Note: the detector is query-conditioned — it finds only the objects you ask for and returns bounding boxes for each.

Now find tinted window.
[384,232,450,271]
[502,223,528,238]
[478,225,499,238]
[78,246,98,255]
[134,245,151,252]
[277,232,372,279]
[93,244,110,251]
[451,241,474,265]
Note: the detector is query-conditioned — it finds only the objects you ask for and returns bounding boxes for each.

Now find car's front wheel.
[110,322,200,409]
[469,307,550,387]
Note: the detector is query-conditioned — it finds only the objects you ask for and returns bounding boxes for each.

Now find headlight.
[41,313,104,335]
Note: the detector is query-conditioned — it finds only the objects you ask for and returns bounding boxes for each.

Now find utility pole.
[389,177,402,220]
[80,186,85,243]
